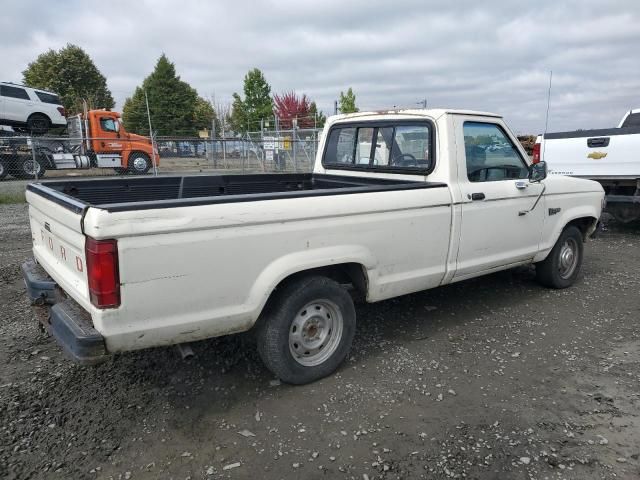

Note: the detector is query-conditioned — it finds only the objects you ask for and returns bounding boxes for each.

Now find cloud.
[1,0,639,133]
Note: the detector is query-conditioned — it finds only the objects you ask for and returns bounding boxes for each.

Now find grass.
[0,191,26,204]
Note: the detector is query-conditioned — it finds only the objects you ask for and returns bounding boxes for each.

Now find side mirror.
[529,161,547,183]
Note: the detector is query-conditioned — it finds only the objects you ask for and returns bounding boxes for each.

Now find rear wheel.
[128,152,151,174]
[14,157,45,179]
[0,159,7,180]
[27,114,50,134]
[535,226,583,289]
[256,276,356,384]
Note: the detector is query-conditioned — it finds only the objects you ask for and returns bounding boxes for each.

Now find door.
[454,119,545,278]
[94,115,123,154]
[0,85,33,122]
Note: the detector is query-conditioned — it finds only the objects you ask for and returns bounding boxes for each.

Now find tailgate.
[26,187,91,311]
[544,132,640,177]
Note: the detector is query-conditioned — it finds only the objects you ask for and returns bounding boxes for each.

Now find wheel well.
[27,112,51,122]
[566,216,598,241]
[270,263,368,302]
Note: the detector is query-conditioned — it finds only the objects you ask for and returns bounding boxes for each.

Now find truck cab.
[67,110,157,174]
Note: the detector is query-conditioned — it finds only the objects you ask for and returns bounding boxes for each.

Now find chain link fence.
[0,128,322,182]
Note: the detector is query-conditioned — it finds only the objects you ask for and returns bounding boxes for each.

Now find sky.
[2,0,640,134]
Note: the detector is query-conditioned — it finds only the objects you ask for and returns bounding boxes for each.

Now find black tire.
[27,114,50,134]
[127,152,151,174]
[535,226,583,289]
[0,159,7,180]
[14,156,45,179]
[256,276,356,385]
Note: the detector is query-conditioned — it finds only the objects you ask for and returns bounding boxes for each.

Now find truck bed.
[27,173,445,213]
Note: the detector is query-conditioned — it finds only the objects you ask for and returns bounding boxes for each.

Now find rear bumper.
[22,259,108,365]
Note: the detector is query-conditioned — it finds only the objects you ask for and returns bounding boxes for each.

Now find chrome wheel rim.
[23,160,40,176]
[0,162,5,176]
[558,238,579,279]
[289,299,344,367]
[132,157,148,171]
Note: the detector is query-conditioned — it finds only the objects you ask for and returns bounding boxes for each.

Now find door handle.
[587,137,609,148]
[470,192,485,201]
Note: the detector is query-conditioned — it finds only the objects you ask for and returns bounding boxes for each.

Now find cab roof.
[328,108,502,125]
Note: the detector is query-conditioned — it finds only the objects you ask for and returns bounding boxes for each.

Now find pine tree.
[122,54,200,136]
[22,44,114,114]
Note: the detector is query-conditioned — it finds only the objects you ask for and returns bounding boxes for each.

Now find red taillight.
[85,237,120,308]
[57,106,66,117]
[532,142,541,164]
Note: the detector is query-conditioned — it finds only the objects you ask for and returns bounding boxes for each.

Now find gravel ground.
[1,203,638,480]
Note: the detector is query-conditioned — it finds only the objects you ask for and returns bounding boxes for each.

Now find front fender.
[533,202,600,263]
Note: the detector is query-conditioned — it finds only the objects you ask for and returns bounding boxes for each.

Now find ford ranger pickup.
[22,109,604,384]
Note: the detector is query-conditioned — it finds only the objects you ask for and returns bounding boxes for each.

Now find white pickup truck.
[534,109,640,223]
[23,109,604,384]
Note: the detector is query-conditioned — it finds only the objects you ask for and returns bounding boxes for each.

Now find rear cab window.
[35,91,62,105]
[323,120,434,174]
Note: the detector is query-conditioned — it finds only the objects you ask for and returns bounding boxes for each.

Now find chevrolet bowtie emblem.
[587,151,607,159]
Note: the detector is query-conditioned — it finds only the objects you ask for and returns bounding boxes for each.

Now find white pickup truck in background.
[23,109,604,384]
[534,109,640,223]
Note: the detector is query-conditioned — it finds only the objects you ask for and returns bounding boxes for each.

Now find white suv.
[0,82,67,133]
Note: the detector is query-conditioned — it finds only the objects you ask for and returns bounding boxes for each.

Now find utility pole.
[144,90,158,176]
[417,98,427,109]
[334,100,338,115]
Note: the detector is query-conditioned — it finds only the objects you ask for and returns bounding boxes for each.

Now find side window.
[325,127,356,164]
[35,91,62,105]
[463,122,528,182]
[100,118,117,133]
[1,85,30,100]
[323,122,433,172]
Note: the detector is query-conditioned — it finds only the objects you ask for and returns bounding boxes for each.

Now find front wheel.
[128,152,152,174]
[256,276,356,384]
[535,226,584,289]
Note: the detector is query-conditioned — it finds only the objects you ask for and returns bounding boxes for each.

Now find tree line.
[21,44,360,137]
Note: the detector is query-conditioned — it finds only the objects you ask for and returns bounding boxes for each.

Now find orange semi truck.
[33,109,157,178]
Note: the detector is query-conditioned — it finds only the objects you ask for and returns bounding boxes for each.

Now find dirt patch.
[0,205,638,479]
